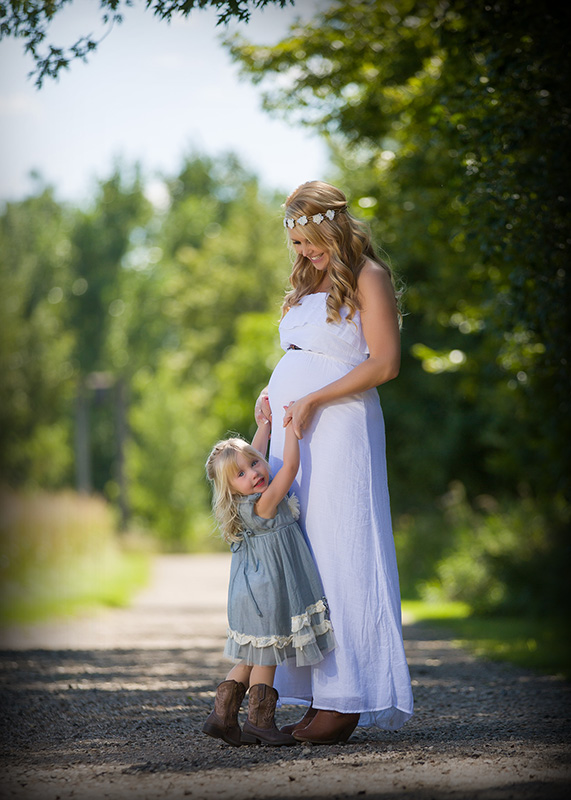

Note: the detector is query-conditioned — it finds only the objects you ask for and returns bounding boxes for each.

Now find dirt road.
[0,554,569,800]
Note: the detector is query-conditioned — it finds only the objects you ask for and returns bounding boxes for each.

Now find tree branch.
[0,0,293,88]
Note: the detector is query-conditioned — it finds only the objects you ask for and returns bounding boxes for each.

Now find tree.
[70,168,151,376]
[228,0,571,508]
[226,0,571,612]
[68,167,152,502]
[0,0,294,87]
[123,152,288,548]
[0,185,76,488]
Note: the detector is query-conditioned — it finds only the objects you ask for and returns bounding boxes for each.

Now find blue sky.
[0,0,330,206]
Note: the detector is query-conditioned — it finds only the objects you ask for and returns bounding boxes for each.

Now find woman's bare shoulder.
[357,259,393,293]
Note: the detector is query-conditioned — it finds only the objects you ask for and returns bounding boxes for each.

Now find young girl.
[202,409,335,747]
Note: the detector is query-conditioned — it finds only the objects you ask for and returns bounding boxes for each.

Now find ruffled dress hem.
[224,599,336,667]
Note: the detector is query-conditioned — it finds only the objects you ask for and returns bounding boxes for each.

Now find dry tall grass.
[0,489,150,623]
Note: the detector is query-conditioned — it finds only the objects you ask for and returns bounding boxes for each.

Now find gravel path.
[0,554,569,800]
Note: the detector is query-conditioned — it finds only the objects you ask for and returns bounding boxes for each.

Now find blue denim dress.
[224,493,336,667]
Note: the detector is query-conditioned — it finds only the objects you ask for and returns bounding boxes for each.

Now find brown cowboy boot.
[241,684,297,746]
[202,679,247,746]
[280,703,317,734]
[292,710,360,744]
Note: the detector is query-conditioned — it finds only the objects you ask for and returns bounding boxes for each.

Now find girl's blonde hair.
[205,437,269,544]
[282,180,402,325]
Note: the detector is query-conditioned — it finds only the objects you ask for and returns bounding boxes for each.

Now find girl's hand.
[283,395,317,439]
[282,401,294,428]
[255,389,272,427]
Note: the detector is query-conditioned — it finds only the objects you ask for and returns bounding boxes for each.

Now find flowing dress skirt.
[267,294,413,729]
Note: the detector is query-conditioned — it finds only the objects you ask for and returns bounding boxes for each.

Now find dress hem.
[276,696,413,730]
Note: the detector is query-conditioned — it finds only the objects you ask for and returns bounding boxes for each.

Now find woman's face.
[288,228,330,272]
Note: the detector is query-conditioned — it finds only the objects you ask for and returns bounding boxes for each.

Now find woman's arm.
[284,263,401,439]
[255,419,300,519]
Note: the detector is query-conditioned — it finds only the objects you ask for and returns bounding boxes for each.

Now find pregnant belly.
[268,350,351,407]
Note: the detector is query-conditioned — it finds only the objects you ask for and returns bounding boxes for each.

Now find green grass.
[0,488,153,627]
[0,550,151,626]
[402,599,571,680]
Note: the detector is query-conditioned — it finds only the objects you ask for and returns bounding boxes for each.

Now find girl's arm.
[283,263,400,439]
[254,387,272,427]
[255,420,299,519]
[251,416,271,459]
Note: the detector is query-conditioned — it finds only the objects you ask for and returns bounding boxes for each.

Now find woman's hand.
[283,394,317,439]
[254,387,272,427]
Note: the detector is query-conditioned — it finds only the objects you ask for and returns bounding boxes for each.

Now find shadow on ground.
[1,623,569,780]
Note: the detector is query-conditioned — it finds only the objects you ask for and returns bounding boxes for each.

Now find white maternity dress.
[267,292,414,730]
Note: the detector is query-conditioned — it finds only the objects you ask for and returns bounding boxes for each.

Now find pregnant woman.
[255,180,413,744]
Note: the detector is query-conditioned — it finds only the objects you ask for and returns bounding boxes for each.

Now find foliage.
[228,0,571,541]
[69,167,152,376]
[232,0,570,493]
[121,155,287,548]
[402,600,570,679]
[0,186,76,488]
[127,359,218,550]
[127,310,281,550]
[0,152,290,550]
[2,0,569,622]
[212,310,283,438]
[0,0,294,87]
[395,482,569,617]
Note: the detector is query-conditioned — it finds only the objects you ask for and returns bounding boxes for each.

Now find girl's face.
[288,228,330,272]
[230,452,270,496]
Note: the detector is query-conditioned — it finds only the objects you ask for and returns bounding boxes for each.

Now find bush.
[394,481,568,617]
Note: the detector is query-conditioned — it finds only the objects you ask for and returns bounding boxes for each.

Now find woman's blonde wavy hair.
[205,437,269,544]
[282,181,401,325]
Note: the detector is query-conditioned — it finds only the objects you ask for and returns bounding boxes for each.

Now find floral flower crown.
[283,208,340,229]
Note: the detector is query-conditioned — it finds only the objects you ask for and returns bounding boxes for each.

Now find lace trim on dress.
[226,599,332,650]
[226,619,333,650]
[287,493,300,520]
[291,598,327,632]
